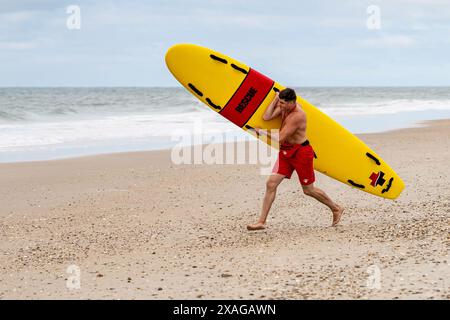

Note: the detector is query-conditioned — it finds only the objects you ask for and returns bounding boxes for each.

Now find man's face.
[278,99,296,111]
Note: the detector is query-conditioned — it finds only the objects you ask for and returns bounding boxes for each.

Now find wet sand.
[0,119,449,299]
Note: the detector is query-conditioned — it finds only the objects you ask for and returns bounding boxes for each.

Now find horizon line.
[1,85,450,89]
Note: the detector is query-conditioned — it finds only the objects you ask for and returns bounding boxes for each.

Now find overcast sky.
[1,0,449,86]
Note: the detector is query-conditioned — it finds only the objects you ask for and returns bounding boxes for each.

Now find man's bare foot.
[331,205,344,227]
[247,222,266,231]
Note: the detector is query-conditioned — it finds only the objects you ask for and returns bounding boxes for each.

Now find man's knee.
[302,186,315,196]
[266,179,280,191]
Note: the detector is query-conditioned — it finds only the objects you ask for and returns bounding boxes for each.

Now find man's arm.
[262,92,282,121]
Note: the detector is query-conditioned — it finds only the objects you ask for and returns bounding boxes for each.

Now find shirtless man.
[247,88,344,231]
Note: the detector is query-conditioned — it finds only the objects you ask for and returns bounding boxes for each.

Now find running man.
[247,88,344,231]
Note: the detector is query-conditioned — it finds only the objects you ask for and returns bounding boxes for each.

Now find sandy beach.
[0,119,449,300]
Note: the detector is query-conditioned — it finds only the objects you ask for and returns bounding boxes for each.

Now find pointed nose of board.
[165,43,191,73]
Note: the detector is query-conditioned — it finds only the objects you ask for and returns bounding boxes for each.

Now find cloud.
[361,34,416,48]
[0,40,37,50]
[0,10,37,23]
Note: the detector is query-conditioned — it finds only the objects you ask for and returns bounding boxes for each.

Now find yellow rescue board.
[165,43,405,199]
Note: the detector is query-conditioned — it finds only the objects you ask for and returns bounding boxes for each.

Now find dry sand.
[0,119,449,300]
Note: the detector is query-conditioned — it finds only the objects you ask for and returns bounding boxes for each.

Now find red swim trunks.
[272,141,316,185]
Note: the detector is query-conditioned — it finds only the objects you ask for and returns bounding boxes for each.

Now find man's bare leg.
[247,174,285,231]
[302,183,344,226]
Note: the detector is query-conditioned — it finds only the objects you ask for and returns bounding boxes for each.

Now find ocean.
[1,87,450,162]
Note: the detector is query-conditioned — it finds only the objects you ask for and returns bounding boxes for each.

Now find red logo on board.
[369,171,386,187]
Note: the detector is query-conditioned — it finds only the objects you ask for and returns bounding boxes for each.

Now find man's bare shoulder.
[296,102,306,113]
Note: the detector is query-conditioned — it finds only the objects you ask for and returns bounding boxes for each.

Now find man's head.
[278,88,297,111]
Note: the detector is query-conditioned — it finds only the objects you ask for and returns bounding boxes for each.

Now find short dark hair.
[279,88,296,102]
